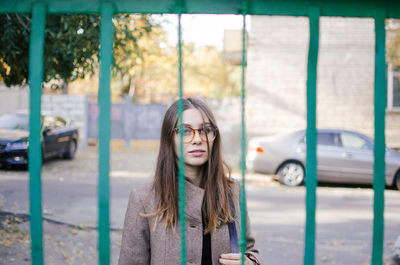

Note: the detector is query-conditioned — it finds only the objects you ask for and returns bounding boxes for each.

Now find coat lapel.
[184,180,204,222]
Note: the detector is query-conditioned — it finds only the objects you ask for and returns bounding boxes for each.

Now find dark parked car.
[246,129,400,190]
[0,112,78,168]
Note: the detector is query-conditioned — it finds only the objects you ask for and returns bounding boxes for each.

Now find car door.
[52,117,70,154]
[42,116,58,158]
[337,132,374,184]
[316,132,348,182]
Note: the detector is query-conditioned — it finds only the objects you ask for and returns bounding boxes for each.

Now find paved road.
[1,150,400,264]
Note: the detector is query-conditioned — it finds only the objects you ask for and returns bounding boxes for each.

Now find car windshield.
[0,114,29,130]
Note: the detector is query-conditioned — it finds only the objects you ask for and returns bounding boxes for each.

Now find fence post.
[239,6,248,265]
[124,94,131,148]
[176,11,187,265]
[372,8,386,265]
[98,3,114,265]
[28,2,46,265]
[304,6,320,265]
[83,93,89,149]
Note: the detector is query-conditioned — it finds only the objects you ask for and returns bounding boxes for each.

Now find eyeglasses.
[174,126,217,143]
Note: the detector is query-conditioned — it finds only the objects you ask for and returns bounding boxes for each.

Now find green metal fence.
[1,0,398,264]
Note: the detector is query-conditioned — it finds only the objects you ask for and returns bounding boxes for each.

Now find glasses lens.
[177,127,216,142]
[203,127,216,141]
[176,128,193,143]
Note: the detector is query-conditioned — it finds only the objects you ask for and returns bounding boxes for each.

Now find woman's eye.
[182,128,192,135]
[204,127,213,133]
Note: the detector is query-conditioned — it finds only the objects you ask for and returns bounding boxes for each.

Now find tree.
[111,14,176,102]
[183,45,241,98]
[387,19,400,70]
[0,13,239,100]
[0,14,100,93]
[0,14,161,94]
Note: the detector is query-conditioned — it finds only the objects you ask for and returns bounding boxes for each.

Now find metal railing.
[1,0,396,264]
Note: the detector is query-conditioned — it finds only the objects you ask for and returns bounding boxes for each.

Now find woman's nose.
[192,130,202,143]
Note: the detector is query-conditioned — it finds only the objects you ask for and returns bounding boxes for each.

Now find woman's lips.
[188,149,205,157]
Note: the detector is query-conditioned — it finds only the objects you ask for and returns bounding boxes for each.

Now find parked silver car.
[246,129,400,190]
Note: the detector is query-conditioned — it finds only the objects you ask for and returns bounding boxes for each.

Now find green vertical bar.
[28,3,46,265]
[239,5,247,265]
[304,7,319,265]
[177,12,187,265]
[372,9,386,265]
[98,3,114,265]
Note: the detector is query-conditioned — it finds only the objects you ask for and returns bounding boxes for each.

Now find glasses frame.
[174,126,218,143]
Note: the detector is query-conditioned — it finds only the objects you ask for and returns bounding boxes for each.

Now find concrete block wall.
[247,16,400,149]
[247,16,308,137]
[0,85,29,114]
[206,97,241,167]
[387,112,400,149]
[317,17,375,136]
[41,94,88,148]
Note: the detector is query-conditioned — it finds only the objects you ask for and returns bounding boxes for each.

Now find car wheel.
[278,162,305,186]
[395,171,400,191]
[63,140,77,159]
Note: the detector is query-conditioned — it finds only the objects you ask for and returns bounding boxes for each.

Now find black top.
[201,215,212,265]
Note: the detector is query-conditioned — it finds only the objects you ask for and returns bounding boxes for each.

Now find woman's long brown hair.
[149,97,234,234]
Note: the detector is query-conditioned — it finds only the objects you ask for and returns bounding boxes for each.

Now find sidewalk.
[0,211,122,265]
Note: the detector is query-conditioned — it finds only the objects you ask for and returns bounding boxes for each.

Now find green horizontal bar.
[371,8,386,265]
[28,2,46,265]
[304,6,319,265]
[1,0,399,18]
[98,3,114,265]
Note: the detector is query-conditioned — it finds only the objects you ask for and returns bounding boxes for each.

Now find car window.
[301,132,339,146]
[317,133,339,146]
[340,133,372,150]
[43,116,56,130]
[54,117,66,128]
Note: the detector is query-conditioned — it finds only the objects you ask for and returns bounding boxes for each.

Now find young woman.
[118,97,264,265]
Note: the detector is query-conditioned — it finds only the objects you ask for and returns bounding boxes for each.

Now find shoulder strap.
[228,195,239,253]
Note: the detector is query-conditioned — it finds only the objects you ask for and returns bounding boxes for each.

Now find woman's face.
[174,108,214,168]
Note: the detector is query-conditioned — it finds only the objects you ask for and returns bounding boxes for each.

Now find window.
[387,67,400,110]
[42,116,66,130]
[54,117,66,128]
[317,132,339,146]
[340,133,372,150]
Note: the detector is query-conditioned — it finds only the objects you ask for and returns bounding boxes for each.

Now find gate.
[0,1,395,265]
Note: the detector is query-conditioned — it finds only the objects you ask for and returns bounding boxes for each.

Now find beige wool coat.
[118,180,265,265]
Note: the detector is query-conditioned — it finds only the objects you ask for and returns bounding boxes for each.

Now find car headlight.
[6,141,29,150]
